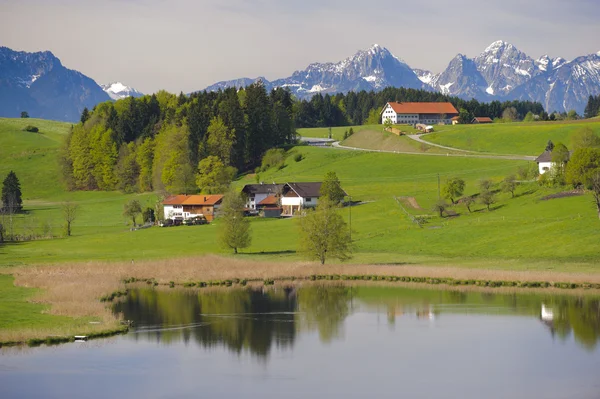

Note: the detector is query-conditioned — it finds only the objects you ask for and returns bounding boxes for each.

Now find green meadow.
[1,116,599,271]
[425,120,600,155]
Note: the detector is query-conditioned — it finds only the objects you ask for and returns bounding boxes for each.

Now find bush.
[294,153,303,162]
[23,125,39,133]
[260,148,287,171]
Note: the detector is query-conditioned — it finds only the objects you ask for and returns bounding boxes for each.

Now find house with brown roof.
[535,150,572,175]
[241,182,348,217]
[163,194,223,222]
[451,116,460,125]
[471,117,493,124]
[241,183,284,211]
[380,102,458,126]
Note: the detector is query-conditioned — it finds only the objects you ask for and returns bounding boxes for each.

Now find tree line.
[584,95,600,119]
[60,82,297,194]
[294,87,545,128]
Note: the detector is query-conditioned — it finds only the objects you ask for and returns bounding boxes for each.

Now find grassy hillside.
[0,118,71,199]
[1,118,599,271]
[340,129,456,154]
[425,120,600,155]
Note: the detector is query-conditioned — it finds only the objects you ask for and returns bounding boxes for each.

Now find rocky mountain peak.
[101,82,143,100]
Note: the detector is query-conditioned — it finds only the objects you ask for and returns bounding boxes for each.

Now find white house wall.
[538,162,552,175]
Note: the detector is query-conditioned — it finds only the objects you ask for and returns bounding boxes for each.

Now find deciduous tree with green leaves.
[298,197,352,265]
[196,156,236,194]
[218,191,251,254]
[501,175,517,198]
[206,116,235,165]
[442,177,465,204]
[123,199,142,227]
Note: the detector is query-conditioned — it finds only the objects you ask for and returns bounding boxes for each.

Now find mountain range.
[1,42,599,122]
[204,41,600,114]
[0,46,141,122]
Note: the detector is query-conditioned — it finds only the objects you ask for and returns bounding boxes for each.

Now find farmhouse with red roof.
[380,102,458,125]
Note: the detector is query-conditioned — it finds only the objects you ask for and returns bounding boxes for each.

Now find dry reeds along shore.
[5,255,600,344]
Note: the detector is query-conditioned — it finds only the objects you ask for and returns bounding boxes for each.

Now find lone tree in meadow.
[1,171,23,213]
[320,171,346,205]
[463,196,475,213]
[123,199,142,227]
[442,177,465,204]
[62,202,79,237]
[298,197,352,265]
[218,191,251,254]
[501,175,518,198]
[479,190,496,211]
[432,199,449,218]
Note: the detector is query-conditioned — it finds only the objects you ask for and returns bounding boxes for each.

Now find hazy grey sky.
[1,0,599,94]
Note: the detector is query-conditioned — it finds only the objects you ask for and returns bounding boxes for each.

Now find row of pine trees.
[60,82,296,194]
[294,87,545,128]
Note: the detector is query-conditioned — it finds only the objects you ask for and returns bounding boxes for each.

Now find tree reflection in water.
[114,284,600,357]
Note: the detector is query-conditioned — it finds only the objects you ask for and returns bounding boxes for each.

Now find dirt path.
[397,196,422,210]
[330,140,536,161]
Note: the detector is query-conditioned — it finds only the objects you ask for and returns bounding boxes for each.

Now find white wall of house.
[246,193,270,210]
[538,161,552,175]
[164,204,184,220]
[381,104,397,124]
[281,196,318,208]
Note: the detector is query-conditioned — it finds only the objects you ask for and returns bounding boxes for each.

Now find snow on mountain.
[201,44,426,99]
[199,41,600,113]
[101,82,143,100]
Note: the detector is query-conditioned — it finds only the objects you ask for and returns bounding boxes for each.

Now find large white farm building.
[381,102,459,125]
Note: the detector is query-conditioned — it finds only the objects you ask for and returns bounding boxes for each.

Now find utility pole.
[437,173,441,200]
[349,195,352,242]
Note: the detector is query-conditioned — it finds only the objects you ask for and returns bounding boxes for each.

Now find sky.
[1,0,599,94]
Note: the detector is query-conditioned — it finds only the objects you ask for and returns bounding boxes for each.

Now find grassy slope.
[0,118,598,270]
[340,129,456,154]
[425,120,600,155]
[297,124,385,141]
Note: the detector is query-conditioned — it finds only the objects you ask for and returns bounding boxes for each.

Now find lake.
[1,284,599,398]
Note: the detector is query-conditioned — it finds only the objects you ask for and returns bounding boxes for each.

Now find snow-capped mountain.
[0,46,110,121]
[101,82,143,100]
[202,42,600,114]
[433,54,490,99]
[202,44,427,99]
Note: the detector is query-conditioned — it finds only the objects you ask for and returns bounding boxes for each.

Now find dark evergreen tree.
[1,171,23,213]
[80,107,90,124]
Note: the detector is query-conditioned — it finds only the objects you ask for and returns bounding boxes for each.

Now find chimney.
[204,196,207,202]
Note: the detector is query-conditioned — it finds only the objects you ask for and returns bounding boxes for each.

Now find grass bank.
[425,120,600,155]
[3,255,600,345]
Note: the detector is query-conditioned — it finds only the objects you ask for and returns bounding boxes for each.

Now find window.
[305,197,312,202]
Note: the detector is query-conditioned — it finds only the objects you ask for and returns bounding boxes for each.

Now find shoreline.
[3,255,600,346]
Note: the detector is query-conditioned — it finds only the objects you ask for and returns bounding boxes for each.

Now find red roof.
[473,117,493,123]
[258,195,279,205]
[384,102,458,115]
[163,195,190,205]
[181,195,224,206]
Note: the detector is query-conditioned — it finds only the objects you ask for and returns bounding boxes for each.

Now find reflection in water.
[114,285,600,357]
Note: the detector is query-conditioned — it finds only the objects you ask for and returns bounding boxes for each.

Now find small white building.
[380,102,459,125]
[535,151,553,175]
[535,150,571,175]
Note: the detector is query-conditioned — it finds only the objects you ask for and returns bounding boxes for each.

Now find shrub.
[23,125,39,133]
[260,148,287,171]
[294,153,303,162]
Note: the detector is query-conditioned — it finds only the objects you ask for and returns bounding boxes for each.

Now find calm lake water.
[1,284,600,399]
